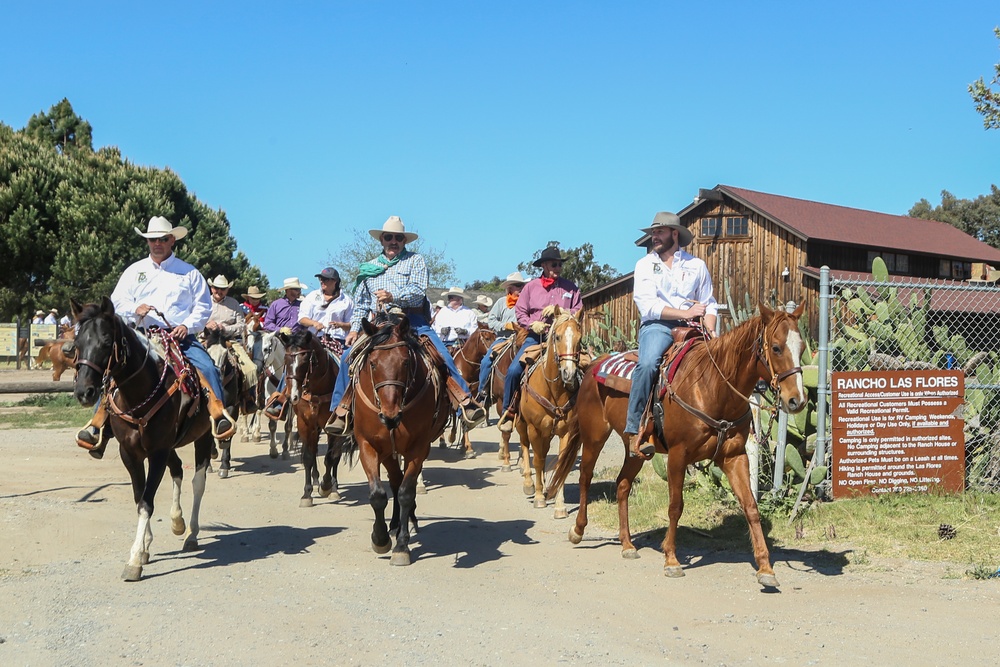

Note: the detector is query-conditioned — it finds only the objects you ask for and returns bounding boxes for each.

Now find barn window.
[701,217,721,237]
[725,216,748,236]
[700,216,746,239]
[867,251,911,275]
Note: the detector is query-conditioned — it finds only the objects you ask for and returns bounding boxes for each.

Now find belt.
[403,307,424,315]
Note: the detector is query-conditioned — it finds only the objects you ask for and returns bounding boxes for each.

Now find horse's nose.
[75,385,98,407]
[379,413,401,431]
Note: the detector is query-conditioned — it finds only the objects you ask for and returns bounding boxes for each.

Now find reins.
[525,314,580,421]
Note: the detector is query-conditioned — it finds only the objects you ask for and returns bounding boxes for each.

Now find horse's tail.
[341,434,359,467]
[543,413,581,501]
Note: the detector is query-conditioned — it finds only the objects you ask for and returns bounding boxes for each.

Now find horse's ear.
[100,296,115,317]
[361,318,376,336]
[573,308,583,323]
[70,299,83,321]
[398,314,410,338]
[759,301,774,322]
[791,302,805,318]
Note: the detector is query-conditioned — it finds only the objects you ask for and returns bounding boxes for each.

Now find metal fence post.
[772,409,789,492]
[814,266,831,471]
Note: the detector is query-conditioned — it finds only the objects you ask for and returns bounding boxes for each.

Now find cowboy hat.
[35,310,45,316]
[443,286,466,299]
[475,295,493,309]
[500,271,528,289]
[134,215,189,241]
[207,275,233,289]
[49,308,59,314]
[369,215,418,243]
[282,277,308,290]
[434,300,445,309]
[532,246,570,267]
[242,285,267,299]
[641,211,693,247]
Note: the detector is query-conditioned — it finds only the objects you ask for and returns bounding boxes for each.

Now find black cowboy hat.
[532,246,570,267]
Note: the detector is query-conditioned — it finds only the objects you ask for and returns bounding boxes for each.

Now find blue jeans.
[624,320,678,434]
[477,337,507,395]
[181,336,227,402]
[328,313,471,411]
[502,331,542,413]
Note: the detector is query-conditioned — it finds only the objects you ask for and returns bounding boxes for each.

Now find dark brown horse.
[545,304,807,587]
[70,297,215,581]
[485,330,524,472]
[442,325,496,458]
[347,313,450,566]
[203,328,243,479]
[282,330,346,508]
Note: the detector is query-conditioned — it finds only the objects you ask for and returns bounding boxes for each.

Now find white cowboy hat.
[134,215,189,240]
[49,308,59,314]
[475,295,494,308]
[369,215,418,243]
[282,277,307,290]
[35,309,45,316]
[640,211,693,247]
[434,300,445,309]
[207,275,233,289]
[443,286,466,299]
[242,285,267,299]
[500,271,528,289]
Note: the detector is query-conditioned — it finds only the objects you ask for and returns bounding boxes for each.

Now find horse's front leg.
[658,449,688,574]
[550,429,572,520]
[720,449,779,587]
[359,441,391,554]
[184,436,211,552]
[615,455,645,560]
[299,420,319,508]
[498,429,513,471]
[390,457,422,566]
[385,454,404,535]
[461,423,477,459]
[168,451,186,537]
[123,449,170,581]
[531,430,550,510]
[318,432,342,500]
[217,437,232,479]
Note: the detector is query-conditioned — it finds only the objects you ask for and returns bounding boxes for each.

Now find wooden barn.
[582,185,1000,347]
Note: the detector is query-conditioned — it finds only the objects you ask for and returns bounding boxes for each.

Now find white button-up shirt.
[632,249,719,324]
[111,254,212,333]
[433,304,479,343]
[299,290,354,340]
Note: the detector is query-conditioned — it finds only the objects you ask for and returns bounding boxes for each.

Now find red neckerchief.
[540,276,556,289]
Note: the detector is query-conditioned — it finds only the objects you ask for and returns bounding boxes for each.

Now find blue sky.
[3,2,999,288]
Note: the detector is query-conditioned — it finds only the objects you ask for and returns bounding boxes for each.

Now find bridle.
[525,315,581,421]
[456,330,494,368]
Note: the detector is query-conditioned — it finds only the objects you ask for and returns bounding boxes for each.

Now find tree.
[970,27,1000,130]
[24,98,93,153]
[466,276,505,292]
[517,242,620,293]
[327,228,457,290]
[910,187,1000,248]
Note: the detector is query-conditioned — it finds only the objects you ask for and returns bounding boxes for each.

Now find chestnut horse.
[34,339,77,381]
[70,297,215,581]
[485,331,524,472]
[545,304,807,587]
[346,313,450,566]
[515,307,584,519]
[443,325,497,458]
[283,329,346,507]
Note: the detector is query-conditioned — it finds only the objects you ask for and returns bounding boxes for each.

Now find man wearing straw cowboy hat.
[44,308,59,325]
[262,277,307,333]
[76,215,234,455]
[433,286,479,346]
[474,294,493,324]
[31,310,45,325]
[625,211,718,459]
[323,215,486,435]
[241,285,268,316]
[477,270,527,398]
[204,275,245,341]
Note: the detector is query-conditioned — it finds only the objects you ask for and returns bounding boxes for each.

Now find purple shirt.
[262,297,302,332]
[515,277,582,327]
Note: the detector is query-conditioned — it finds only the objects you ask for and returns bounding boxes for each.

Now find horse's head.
[284,329,318,406]
[70,297,119,407]
[360,314,415,431]
[245,310,263,334]
[547,307,583,390]
[758,303,807,414]
[260,330,284,371]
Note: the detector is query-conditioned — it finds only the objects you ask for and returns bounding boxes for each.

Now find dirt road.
[1,408,998,665]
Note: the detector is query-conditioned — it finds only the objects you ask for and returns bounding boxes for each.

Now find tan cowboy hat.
[500,271,528,289]
[475,295,493,309]
[35,309,45,316]
[369,215,418,243]
[443,286,466,299]
[207,274,233,289]
[134,215,189,240]
[242,285,267,299]
[434,300,445,309]
[282,277,308,290]
[640,211,693,247]
[49,308,59,314]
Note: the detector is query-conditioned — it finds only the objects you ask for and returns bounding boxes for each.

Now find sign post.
[832,370,964,498]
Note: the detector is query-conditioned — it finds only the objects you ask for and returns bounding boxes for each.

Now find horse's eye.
[771,345,781,354]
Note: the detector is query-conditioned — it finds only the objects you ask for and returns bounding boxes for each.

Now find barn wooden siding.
[581,275,639,352]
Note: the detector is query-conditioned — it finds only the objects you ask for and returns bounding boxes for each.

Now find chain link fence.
[824,271,1000,493]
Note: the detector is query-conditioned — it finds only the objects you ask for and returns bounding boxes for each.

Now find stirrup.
[324,411,351,437]
[628,434,655,460]
[213,417,236,440]
[76,425,99,450]
[461,403,486,429]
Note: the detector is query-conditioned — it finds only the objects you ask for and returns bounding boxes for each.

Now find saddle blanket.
[595,351,638,387]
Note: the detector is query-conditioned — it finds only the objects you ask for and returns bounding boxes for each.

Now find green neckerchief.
[352,251,405,292]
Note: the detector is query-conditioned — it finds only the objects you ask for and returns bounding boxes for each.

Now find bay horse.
[544,304,807,587]
[485,331,524,472]
[70,297,215,581]
[282,329,346,507]
[442,325,497,458]
[203,329,243,479]
[515,307,584,519]
[347,312,451,565]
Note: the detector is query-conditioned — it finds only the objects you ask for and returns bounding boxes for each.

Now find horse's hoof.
[218,468,229,479]
[269,450,278,459]
[664,565,685,578]
[622,548,640,560]
[140,552,150,565]
[171,517,186,536]
[327,491,341,502]
[757,572,780,588]
[522,483,535,496]
[240,435,249,443]
[182,537,199,552]
[553,508,568,520]
[319,486,332,498]
[568,526,583,544]
[501,465,512,473]
[464,449,477,459]
[252,435,261,443]
[534,498,547,509]
[372,539,392,555]
[416,484,427,495]
[390,551,412,566]
[282,451,289,461]
[206,464,214,474]
[122,565,143,582]
[300,497,314,508]
[438,440,446,449]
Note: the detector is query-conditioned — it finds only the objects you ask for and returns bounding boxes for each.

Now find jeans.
[477,337,507,395]
[624,320,678,434]
[180,336,227,402]
[502,332,542,413]
[328,313,471,411]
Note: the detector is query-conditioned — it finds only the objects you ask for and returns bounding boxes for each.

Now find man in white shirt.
[44,309,58,325]
[31,310,45,324]
[298,267,354,343]
[433,287,479,347]
[626,212,718,459]
[77,216,233,455]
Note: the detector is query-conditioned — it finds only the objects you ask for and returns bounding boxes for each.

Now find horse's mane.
[687,314,765,383]
[288,328,316,350]
[74,302,109,327]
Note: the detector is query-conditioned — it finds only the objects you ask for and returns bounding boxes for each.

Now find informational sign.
[832,370,965,498]
[0,322,17,356]
[30,324,57,348]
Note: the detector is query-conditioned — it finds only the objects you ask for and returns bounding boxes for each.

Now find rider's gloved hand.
[540,305,557,319]
[530,321,548,335]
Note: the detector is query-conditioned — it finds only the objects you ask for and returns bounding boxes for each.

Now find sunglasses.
[548,261,563,267]
[148,236,171,244]
[382,233,406,242]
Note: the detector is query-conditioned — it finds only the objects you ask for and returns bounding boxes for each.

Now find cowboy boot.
[264,391,287,420]
[76,403,109,452]
[460,395,486,429]
[627,433,656,460]
[323,386,354,437]
[201,377,235,440]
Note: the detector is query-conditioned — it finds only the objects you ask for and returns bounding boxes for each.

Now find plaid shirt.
[350,250,428,332]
